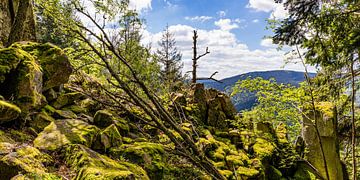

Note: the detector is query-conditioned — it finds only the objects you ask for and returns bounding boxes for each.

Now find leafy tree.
[272,0,360,178]
[232,77,302,141]
[156,25,183,91]
[34,0,77,48]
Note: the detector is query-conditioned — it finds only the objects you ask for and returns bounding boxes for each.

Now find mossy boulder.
[0,47,45,112]
[0,48,22,83]
[0,146,53,179]
[52,92,85,109]
[252,138,275,160]
[11,173,61,180]
[29,111,55,132]
[0,100,21,123]
[237,166,260,179]
[53,109,77,119]
[34,119,99,151]
[92,124,123,152]
[11,42,73,91]
[93,110,116,128]
[110,142,166,179]
[63,144,149,179]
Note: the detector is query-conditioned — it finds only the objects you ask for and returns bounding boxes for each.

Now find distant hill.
[200,70,316,111]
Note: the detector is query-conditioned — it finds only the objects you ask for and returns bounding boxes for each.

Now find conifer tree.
[156,25,183,90]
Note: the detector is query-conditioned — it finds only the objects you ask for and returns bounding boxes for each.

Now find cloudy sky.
[129,0,314,79]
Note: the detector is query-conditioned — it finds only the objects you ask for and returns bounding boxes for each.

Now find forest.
[0,0,359,179]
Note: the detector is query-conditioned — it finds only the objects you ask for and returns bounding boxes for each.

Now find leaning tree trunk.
[0,0,36,47]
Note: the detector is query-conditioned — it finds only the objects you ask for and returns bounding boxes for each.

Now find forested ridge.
[0,0,359,180]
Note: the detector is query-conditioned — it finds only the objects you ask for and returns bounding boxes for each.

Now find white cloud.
[247,0,288,19]
[129,0,152,11]
[217,11,227,17]
[260,38,276,48]
[252,19,259,23]
[185,16,213,22]
[214,19,239,31]
[142,24,314,79]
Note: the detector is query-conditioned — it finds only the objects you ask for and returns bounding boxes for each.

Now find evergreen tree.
[156,25,183,90]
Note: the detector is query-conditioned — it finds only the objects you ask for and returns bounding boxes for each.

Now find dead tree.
[191,30,222,83]
[191,30,209,83]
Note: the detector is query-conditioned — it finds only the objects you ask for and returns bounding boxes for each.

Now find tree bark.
[192,30,198,84]
[350,60,357,180]
[6,0,32,47]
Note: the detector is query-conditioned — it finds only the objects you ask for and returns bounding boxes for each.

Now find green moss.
[53,109,77,119]
[63,144,149,180]
[0,146,53,179]
[0,130,15,143]
[30,111,55,132]
[219,170,233,179]
[253,138,275,159]
[12,173,61,180]
[226,155,245,167]
[9,129,33,143]
[93,124,122,152]
[94,110,115,128]
[11,42,73,91]
[237,166,260,178]
[76,167,134,180]
[0,48,22,83]
[114,117,130,135]
[34,122,70,151]
[110,142,165,179]
[315,101,334,118]
[276,123,288,143]
[0,100,21,122]
[64,105,87,114]
[52,92,84,109]
[42,105,56,115]
[34,119,99,150]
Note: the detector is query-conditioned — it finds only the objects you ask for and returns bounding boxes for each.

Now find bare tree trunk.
[350,60,357,180]
[192,30,198,84]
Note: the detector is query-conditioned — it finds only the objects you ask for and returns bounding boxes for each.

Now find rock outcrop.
[302,102,344,180]
[0,43,320,179]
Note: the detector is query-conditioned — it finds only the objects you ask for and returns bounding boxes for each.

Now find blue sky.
[144,0,271,50]
[128,0,314,79]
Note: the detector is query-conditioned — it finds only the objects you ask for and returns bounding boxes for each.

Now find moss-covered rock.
[11,42,73,91]
[252,138,275,160]
[30,111,55,132]
[52,92,85,109]
[0,146,53,179]
[0,100,21,123]
[34,119,99,150]
[93,110,115,128]
[92,124,122,152]
[0,48,22,83]
[53,109,77,119]
[63,144,149,180]
[110,142,166,179]
[0,47,46,112]
[11,173,61,180]
[237,166,260,179]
